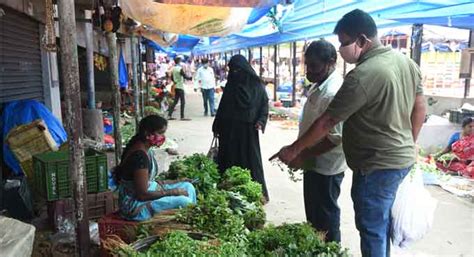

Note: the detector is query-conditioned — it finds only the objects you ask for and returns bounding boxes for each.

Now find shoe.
[168,117,176,120]
[211,113,216,117]
[180,118,191,121]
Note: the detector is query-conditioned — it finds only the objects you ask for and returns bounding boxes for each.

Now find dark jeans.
[168,88,185,118]
[351,167,410,257]
[303,171,344,242]
[201,88,215,115]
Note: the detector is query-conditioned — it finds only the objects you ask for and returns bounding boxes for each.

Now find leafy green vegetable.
[121,123,136,145]
[220,166,263,204]
[247,223,349,257]
[162,154,220,195]
[176,190,246,241]
[144,106,162,117]
[227,191,266,230]
[233,181,263,203]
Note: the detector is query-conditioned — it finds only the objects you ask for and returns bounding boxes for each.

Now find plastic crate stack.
[32,149,116,230]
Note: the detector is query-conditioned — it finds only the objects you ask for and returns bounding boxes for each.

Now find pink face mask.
[147,134,166,147]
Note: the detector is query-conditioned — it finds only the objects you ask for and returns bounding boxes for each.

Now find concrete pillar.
[85,10,95,109]
[57,0,90,255]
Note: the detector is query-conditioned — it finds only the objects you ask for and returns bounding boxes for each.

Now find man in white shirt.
[195,58,217,116]
[294,40,347,242]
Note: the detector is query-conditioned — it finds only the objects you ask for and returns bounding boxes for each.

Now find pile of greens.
[161,154,220,195]
[144,105,162,117]
[176,190,246,241]
[247,223,349,257]
[115,155,349,256]
[121,123,136,145]
[219,166,263,203]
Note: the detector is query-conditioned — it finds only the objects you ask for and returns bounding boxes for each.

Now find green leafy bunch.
[176,190,246,241]
[163,154,220,195]
[247,223,349,256]
[227,191,266,231]
[220,166,263,203]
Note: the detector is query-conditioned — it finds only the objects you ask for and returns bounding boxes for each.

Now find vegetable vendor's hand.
[269,145,300,165]
[255,123,263,131]
[288,152,309,170]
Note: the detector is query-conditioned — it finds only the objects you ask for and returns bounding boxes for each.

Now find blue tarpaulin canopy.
[383,2,474,30]
[193,0,474,55]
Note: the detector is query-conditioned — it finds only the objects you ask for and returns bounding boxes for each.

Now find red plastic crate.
[98,212,139,243]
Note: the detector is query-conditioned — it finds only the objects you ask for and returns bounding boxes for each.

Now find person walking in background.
[295,39,346,242]
[195,58,217,116]
[213,54,270,202]
[168,56,191,121]
[272,9,426,257]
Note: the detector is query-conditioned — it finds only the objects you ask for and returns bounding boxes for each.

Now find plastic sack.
[1,100,67,175]
[391,168,437,248]
[120,0,252,36]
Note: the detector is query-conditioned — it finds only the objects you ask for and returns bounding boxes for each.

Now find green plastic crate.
[33,149,108,201]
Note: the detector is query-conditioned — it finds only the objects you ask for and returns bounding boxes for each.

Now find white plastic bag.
[391,167,438,248]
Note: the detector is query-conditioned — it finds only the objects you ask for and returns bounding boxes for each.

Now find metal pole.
[464,30,473,98]
[84,10,95,109]
[106,32,123,165]
[273,44,278,101]
[248,48,252,62]
[57,1,90,255]
[292,41,297,107]
[131,36,140,126]
[259,46,263,78]
[138,37,145,115]
[410,24,423,66]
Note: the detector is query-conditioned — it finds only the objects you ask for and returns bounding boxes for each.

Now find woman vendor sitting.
[436,117,474,159]
[114,115,196,221]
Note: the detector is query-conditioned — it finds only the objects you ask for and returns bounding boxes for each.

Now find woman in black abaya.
[212,54,269,201]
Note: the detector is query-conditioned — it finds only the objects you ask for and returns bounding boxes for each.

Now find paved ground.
[165,88,474,257]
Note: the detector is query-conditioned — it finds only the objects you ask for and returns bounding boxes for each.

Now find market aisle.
[165,88,473,257]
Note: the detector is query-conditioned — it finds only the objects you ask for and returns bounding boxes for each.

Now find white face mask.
[339,41,363,64]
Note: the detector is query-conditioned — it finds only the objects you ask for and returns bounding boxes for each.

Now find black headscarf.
[214,54,268,126]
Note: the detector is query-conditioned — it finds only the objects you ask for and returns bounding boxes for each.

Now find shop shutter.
[0,5,44,103]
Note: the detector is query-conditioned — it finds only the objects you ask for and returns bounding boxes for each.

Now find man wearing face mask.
[195,58,217,116]
[271,9,426,256]
[293,40,347,243]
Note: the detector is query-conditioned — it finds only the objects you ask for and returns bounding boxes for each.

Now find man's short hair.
[304,39,337,64]
[333,9,377,39]
[174,56,181,64]
[201,58,209,64]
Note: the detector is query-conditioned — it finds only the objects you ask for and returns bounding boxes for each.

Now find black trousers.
[303,171,344,242]
[168,88,185,118]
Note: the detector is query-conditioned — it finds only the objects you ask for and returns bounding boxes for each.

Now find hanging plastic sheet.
[153,0,277,8]
[119,50,129,89]
[120,0,254,36]
[1,100,67,176]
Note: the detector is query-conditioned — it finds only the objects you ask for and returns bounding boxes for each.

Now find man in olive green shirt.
[272,9,426,257]
[168,56,191,120]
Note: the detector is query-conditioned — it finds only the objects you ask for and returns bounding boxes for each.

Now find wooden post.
[273,44,278,101]
[410,24,423,66]
[292,41,297,107]
[131,36,140,126]
[106,32,123,165]
[138,37,145,116]
[57,1,90,255]
[84,10,95,109]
